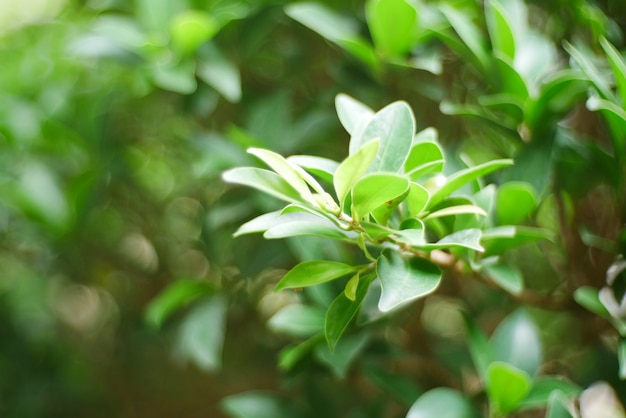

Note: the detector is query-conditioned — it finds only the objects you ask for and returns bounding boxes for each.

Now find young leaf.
[349,101,415,172]
[268,304,325,337]
[222,167,304,204]
[325,274,373,349]
[424,204,487,220]
[377,249,441,312]
[275,260,356,291]
[263,212,356,241]
[335,93,374,135]
[406,182,430,217]
[287,155,339,184]
[405,141,444,181]
[334,139,380,207]
[351,173,409,220]
[490,309,542,377]
[406,388,480,418]
[233,211,282,237]
[486,362,532,415]
[248,148,314,202]
[366,0,418,57]
[427,159,514,208]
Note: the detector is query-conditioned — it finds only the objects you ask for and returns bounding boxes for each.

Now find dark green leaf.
[377,249,441,312]
[275,260,356,291]
[463,313,493,379]
[325,274,373,349]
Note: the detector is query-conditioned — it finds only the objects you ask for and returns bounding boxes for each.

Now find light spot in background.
[421,296,464,339]
[0,0,67,35]
[120,232,159,273]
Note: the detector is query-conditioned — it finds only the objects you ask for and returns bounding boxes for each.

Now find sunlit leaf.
[405,141,444,180]
[377,249,441,312]
[424,204,487,220]
[264,213,355,241]
[486,362,532,415]
[351,173,409,220]
[485,0,515,60]
[366,0,418,57]
[406,182,430,217]
[287,155,339,184]
[222,167,304,204]
[334,139,380,207]
[414,228,483,252]
[275,260,356,291]
[169,10,219,55]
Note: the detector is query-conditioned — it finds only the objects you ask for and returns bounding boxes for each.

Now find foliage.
[1,0,626,417]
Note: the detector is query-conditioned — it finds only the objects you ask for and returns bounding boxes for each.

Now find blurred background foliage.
[0,0,625,417]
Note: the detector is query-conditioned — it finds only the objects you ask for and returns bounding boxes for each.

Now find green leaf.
[518,378,581,410]
[496,181,536,225]
[233,211,281,237]
[424,204,487,220]
[222,167,304,204]
[287,155,339,184]
[351,173,410,220]
[169,10,219,55]
[175,295,227,372]
[486,362,532,415]
[315,332,369,379]
[415,228,483,252]
[335,93,374,135]
[277,336,322,372]
[145,280,214,329]
[264,213,355,241]
[275,260,356,291]
[545,391,575,418]
[564,41,614,101]
[481,226,553,255]
[151,59,197,94]
[463,313,493,379]
[490,309,542,377]
[377,249,441,312]
[350,101,415,173]
[197,44,241,102]
[365,365,421,406]
[406,388,480,418]
[620,339,626,380]
[406,182,430,217]
[366,0,418,57]
[334,139,380,207]
[248,148,315,203]
[268,304,325,337]
[285,3,359,44]
[405,141,444,181]
[325,274,373,349]
[601,36,626,108]
[485,0,515,60]
[482,262,524,295]
[573,286,611,319]
[220,392,295,418]
[427,159,513,209]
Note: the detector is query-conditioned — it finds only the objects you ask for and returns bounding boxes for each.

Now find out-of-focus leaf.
[335,94,374,136]
[490,309,542,377]
[545,390,576,418]
[463,313,493,379]
[377,248,441,312]
[275,260,356,291]
[277,336,321,372]
[325,274,372,349]
[315,332,369,379]
[365,366,422,407]
[222,167,304,204]
[482,263,524,295]
[151,59,197,94]
[496,181,536,225]
[175,295,227,372]
[350,101,415,172]
[485,0,515,60]
[601,36,626,108]
[145,280,214,329]
[366,0,418,57]
[351,173,409,220]
[620,339,626,380]
[220,392,295,418]
[486,362,532,415]
[573,286,611,318]
[197,44,241,102]
[334,139,380,207]
[264,213,355,241]
[268,304,325,337]
[481,226,553,256]
[406,388,480,418]
[169,10,219,55]
[427,159,513,208]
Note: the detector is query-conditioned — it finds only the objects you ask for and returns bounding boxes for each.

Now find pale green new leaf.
[275,260,356,291]
[406,182,430,217]
[486,362,532,415]
[264,212,356,241]
[248,148,314,202]
[335,93,374,135]
[351,173,409,220]
[349,101,415,172]
[413,228,483,252]
[427,159,513,208]
[405,141,444,180]
[424,204,487,219]
[334,139,380,207]
[222,167,303,204]
[377,249,441,312]
[233,211,282,237]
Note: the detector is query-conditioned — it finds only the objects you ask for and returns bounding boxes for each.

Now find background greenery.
[1,0,625,417]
